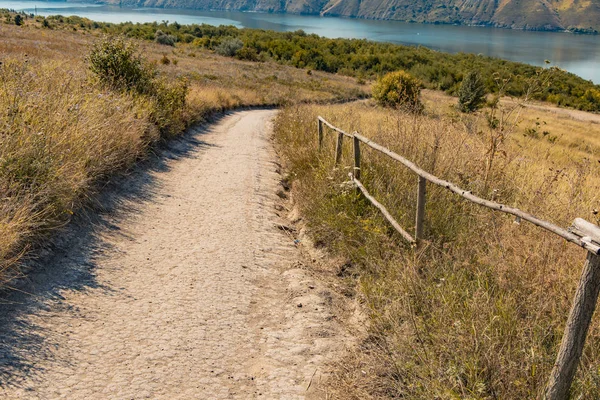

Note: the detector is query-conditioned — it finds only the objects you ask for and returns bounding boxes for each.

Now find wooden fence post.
[353,135,361,181]
[318,119,600,398]
[335,132,344,165]
[545,252,600,399]
[415,176,426,245]
[318,118,323,151]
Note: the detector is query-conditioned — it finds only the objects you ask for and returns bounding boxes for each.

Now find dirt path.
[521,102,600,123]
[0,110,346,399]
[423,89,600,124]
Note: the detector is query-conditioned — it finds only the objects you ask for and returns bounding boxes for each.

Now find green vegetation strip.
[4,10,600,111]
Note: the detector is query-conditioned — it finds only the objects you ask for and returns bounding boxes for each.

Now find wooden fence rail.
[318,116,600,400]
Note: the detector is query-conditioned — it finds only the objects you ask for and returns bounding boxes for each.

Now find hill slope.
[110,0,600,32]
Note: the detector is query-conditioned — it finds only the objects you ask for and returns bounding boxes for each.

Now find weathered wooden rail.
[317,116,600,399]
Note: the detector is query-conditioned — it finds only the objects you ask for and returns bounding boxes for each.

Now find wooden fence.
[318,116,600,400]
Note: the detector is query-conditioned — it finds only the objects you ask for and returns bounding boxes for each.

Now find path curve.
[0,110,344,399]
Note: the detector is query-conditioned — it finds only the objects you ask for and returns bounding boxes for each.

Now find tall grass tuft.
[274,101,600,399]
[0,58,155,284]
[0,24,366,288]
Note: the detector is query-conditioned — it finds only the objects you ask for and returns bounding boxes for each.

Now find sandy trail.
[0,110,344,399]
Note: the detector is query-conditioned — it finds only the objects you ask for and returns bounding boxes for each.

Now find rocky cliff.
[109,0,600,33]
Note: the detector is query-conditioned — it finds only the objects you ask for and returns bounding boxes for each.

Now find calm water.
[2,0,600,83]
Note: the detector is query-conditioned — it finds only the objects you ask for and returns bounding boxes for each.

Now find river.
[2,0,599,83]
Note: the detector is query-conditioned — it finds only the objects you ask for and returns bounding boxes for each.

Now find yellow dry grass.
[0,23,365,285]
[0,58,155,284]
[422,89,600,163]
[274,96,600,398]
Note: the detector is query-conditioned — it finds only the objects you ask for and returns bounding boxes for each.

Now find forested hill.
[106,0,600,33]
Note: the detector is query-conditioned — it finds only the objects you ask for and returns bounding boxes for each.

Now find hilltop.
[107,0,600,33]
[2,12,600,398]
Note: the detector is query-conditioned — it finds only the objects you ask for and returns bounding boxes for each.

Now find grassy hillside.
[3,9,600,398]
[102,0,600,32]
[4,13,599,112]
[274,94,600,398]
[0,21,365,286]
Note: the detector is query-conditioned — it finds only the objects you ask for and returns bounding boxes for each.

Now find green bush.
[235,46,259,61]
[155,30,177,46]
[372,70,422,110]
[88,36,155,95]
[149,77,188,135]
[215,37,243,57]
[87,36,187,135]
[458,70,487,112]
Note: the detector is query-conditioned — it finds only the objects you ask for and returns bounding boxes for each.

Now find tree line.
[7,11,600,111]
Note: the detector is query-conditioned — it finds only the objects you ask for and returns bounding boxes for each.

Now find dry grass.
[422,89,600,163]
[0,20,367,107]
[0,58,157,284]
[274,97,600,398]
[0,22,365,285]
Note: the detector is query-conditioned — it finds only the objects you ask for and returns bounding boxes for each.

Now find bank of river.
[2,0,599,83]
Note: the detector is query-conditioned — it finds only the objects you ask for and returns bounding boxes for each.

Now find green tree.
[458,70,487,113]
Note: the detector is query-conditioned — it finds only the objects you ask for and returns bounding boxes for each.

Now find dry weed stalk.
[275,100,600,399]
[482,67,555,191]
[0,24,366,286]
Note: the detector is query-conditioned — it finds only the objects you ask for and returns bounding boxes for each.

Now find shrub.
[160,54,171,65]
[88,36,155,95]
[155,30,176,46]
[372,70,422,110]
[149,77,188,135]
[215,37,243,57]
[458,70,487,112]
[14,14,23,26]
[235,46,259,61]
[87,36,187,135]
